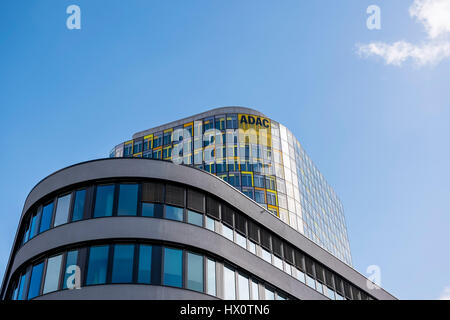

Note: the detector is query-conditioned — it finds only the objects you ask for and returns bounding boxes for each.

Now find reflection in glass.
[117,184,138,216]
[86,246,109,285]
[94,185,114,218]
[163,248,183,287]
[111,244,134,283]
[187,252,203,292]
[43,255,62,294]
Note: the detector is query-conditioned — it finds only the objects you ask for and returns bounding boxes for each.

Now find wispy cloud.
[439,287,450,300]
[357,0,450,66]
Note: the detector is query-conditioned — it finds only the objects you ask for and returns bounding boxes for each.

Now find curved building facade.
[110,107,351,265]
[1,158,395,300]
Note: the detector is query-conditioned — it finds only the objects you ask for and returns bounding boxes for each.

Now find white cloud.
[410,0,450,39]
[439,287,450,300]
[357,0,450,66]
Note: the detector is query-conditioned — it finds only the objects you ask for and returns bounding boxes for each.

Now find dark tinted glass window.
[16,273,28,300]
[39,202,53,233]
[272,236,282,257]
[27,262,44,299]
[221,205,234,227]
[138,245,152,284]
[235,213,246,235]
[305,257,314,276]
[151,246,162,285]
[283,244,294,264]
[315,264,325,283]
[294,251,305,271]
[260,229,271,250]
[165,184,185,207]
[142,202,164,218]
[163,248,183,288]
[72,190,86,222]
[142,182,164,203]
[248,221,259,243]
[94,185,114,218]
[86,245,109,285]
[117,184,138,216]
[187,189,204,213]
[111,244,134,283]
[29,210,40,240]
[206,196,220,219]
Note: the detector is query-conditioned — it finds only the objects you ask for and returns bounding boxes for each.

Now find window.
[255,190,265,204]
[187,252,203,292]
[267,192,277,206]
[224,265,236,300]
[39,202,54,233]
[111,244,134,283]
[262,248,272,263]
[241,174,252,187]
[187,210,203,227]
[133,140,143,153]
[187,189,204,213]
[54,194,71,227]
[29,210,40,240]
[165,205,183,221]
[43,255,62,294]
[27,262,44,299]
[222,224,233,241]
[205,216,215,231]
[248,241,256,254]
[237,273,250,300]
[206,259,216,296]
[72,190,86,222]
[163,248,183,288]
[142,202,164,218]
[254,175,265,188]
[16,273,28,300]
[86,245,109,285]
[63,250,78,289]
[264,287,275,300]
[206,196,220,219]
[235,232,246,249]
[142,182,164,203]
[138,245,152,284]
[117,184,138,216]
[306,274,316,289]
[251,280,259,300]
[94,185,114,218]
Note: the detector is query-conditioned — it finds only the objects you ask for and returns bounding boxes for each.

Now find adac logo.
[240,114,270,128]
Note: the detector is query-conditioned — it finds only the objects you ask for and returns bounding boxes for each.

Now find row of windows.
[17,179,371,300]
[8,242,288,301]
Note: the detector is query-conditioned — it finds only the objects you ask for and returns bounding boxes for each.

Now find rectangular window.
[248,241,256,254]
[27,262,44,299]
[206,259,216,296]
[264,287,275,300]
[54,194,71,227]
[237,273,250,300]
[222,224,234,241]
[43,254,62,294]
[254,190,265,204]
[138,245,152,284]
[117,184,138,216]
[63,250,79,289]
[71,190,86,222]
[142,202,164,218]
[251,280,259,300]
[306,274,316,289]
[111,244,134,283]
[206,196,220,219]
[187,252,203,292]
[163,248,183,288]
[165,205,183,222]
[29,209,41,240]
[241,174,252,187]
[142,182,164,203]
[16,273,28,300]
[205,216,215,231]
[262,248,272,263]
[94,185,115,218]
[39,202,54,234]
[86,245,109,285]
[187,210,203,227]
[223,265,236,300]
[187,189,205,213]
[235,232,246,249]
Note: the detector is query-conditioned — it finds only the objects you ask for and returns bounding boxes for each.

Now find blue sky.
[0,0,449,299]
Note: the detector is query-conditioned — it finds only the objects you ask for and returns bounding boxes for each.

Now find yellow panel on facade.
[238,114,271,147]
